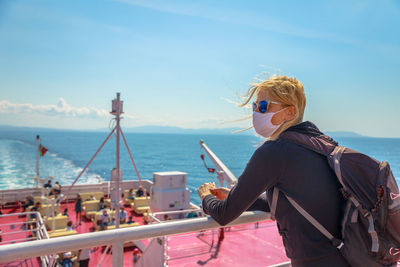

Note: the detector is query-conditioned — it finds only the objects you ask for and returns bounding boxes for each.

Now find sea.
[1,128,400,206]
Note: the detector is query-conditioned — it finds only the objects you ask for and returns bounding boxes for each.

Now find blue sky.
[0,0,399,137]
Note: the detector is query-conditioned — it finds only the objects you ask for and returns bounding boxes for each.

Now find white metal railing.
[0,211,52,266]
[149,208,204,223]
[200,140,237,188]
[0,180,153,206]
[0,211,270,263]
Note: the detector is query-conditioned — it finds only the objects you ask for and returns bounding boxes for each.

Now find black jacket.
[202,121,347,263]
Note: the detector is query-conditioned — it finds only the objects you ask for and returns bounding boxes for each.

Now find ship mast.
[111,92,124,266]
[36,135,40,178]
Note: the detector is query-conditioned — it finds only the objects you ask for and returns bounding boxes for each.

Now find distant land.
[0,124,368,138]
[122,126,367,137]
[325,131,365,138]
[119,125,244,135]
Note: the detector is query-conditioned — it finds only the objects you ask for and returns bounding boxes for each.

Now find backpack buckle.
[331,238,344,249]
[340,188,349,199]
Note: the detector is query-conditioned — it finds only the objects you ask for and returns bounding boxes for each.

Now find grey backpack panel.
[273,131,400,266]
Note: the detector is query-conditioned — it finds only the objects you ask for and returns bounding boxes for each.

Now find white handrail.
[200,140,237,188]
[152,208,202,216]
[0,211,270,262]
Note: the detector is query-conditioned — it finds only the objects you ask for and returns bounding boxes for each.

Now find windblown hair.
[240,75,306,140]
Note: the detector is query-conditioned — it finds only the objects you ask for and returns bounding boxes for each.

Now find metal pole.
[115,92,121,228]
[0,211,270,262]
[113,92,123,266]
[36,135,40,185]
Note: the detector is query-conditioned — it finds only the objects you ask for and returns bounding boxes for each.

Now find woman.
[198,75,349,267]
[75,193,82,225]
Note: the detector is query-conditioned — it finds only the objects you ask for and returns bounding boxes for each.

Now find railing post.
[112,241,124,266]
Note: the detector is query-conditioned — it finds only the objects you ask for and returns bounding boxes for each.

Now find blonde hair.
[240,75,306,140]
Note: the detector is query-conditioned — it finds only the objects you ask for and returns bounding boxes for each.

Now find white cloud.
[0,98,110,118]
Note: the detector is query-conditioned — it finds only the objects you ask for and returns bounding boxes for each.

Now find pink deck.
[167,221,289,267]
[1,202,289,267]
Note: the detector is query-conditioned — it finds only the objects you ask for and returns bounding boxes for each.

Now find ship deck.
[0,200,289,267]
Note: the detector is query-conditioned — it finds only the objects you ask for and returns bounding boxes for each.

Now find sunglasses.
[252,100,282,113]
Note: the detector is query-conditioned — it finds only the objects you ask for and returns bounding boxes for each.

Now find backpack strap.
[270,187,279,221]
[332,146,346,188]
[282,191,344,249]
[270,187,344,249]
[367,214,379,252]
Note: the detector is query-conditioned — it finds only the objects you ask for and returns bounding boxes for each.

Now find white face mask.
[252,110,285,138]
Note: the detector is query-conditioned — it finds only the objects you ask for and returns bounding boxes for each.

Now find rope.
[120,128,153,215]
[64,126,117,198]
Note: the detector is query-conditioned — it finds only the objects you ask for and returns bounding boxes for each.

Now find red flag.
[39,144,48,157]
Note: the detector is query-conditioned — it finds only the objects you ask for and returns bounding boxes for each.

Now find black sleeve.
[247,193,269,212]
[202,142,283,226]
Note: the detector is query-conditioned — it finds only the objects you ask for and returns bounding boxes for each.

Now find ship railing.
[148,208,204,223]
[148,207,207,265]
[0,210,270,265]
[0,211,53,266]
[0,180,153,206]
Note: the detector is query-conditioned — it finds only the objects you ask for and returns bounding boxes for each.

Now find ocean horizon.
[1,128,399,205]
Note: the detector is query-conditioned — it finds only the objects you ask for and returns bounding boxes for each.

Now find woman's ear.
[285,106,297,120]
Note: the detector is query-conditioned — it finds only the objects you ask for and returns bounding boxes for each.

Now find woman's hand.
[197,182,216,200]
[210,187,230,200]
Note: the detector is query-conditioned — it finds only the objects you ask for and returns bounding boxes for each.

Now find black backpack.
[270,131,400,267]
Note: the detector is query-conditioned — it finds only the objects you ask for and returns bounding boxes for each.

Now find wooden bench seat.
[83,199,111,219]
[49,229,78,238]
[107,222,140,230]
[44,214,68,231]
[131,197,150,215]
[80,192,104,202]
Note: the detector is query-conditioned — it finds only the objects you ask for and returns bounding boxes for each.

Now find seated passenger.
[90,195,96,201]
[126,216,135,224]
[23,195,34,211]
[63,208,69,218]
[53,181,61,195]
[187,211,197,218]
[110,217,116,226]
[120,208,127,224]
[128,188,135,200]
[98,197,105,211]
[66,221,73,231]
[29,202,41,230]
[99,209,110,230]
[62,251,73,267]
[44,180,52,189]
[136,186,144,197]
[30,202,41,219]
